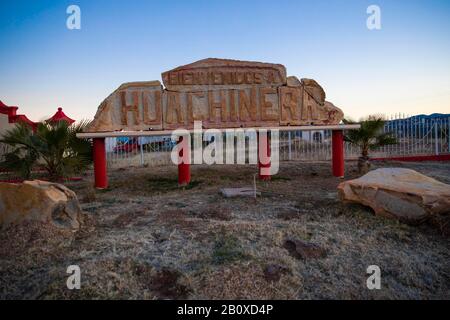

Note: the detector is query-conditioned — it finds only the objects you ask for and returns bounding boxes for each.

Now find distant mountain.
[388,113,450,123]
[412,113,450,119]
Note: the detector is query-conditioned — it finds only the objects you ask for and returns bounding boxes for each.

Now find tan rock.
[338,168,450,223]
[286,76,302,87]
[279,85,343,125]
[86,81,163,132]
[84,59,345,131]
[301,78,326,106]
[162,58,287,92]
[162,86,280,129]
[0,180,82,230]
[220,187,261,198]
[320,101,344,125]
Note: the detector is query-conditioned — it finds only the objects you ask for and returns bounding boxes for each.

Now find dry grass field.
[1,160,449,299]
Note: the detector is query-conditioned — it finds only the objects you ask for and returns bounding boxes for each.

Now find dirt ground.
[1,160,449,299]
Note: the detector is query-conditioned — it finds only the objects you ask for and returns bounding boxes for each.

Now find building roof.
[0,101,76,131]
[47,107,75,125]
[0,100,38,130]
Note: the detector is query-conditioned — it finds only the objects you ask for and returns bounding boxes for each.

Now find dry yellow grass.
[1,160,449,299]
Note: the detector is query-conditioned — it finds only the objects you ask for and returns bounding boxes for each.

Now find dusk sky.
[1,0,449,122]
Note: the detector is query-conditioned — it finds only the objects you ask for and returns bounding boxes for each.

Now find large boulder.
[338,168,450,223]
[0,180,82,230]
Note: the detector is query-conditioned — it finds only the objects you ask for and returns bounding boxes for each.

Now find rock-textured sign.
[87,81,163,132]
[162,58,286,91]
[87,58,344,132]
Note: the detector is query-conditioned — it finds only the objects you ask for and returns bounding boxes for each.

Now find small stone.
[263,264,289,282]
[148,268,191,299]
[283,239,327,259]
[196,206,233,221]
[277,209,301,220]
[220,187,260,198]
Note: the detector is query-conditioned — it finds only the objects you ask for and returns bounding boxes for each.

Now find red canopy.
[47,107,75,125]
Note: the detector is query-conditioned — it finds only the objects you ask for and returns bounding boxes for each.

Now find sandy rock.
[321,101,344,125]
[301,78,326,105]
[84,58,346,132]
[162,57,287,91]
[0,180,82,230]
[160,58,287,129]
[279,85,344,125]
[338,168,450,223]
[286,76,302,87]
[86,81,163,132]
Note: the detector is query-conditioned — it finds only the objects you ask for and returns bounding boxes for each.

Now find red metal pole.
[178,135,191,186]
[332,130,344,178]
[93,138,108,189]
[258,131,271,181]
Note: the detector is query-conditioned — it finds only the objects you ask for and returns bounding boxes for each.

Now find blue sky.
[0,0,449,122]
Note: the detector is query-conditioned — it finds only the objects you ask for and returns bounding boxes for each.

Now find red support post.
[177,135,191,186]
[258,131,271,181]
[332,130,345,178]
[93,138,108,189]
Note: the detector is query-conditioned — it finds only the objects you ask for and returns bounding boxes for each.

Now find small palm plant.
[0,120,92,181]
[343,116,397,174]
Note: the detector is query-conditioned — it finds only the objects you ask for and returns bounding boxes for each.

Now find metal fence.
[104,115,450,168]
[1,115,448,171]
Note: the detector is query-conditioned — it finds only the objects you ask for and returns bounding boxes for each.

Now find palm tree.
[343,116,397,174]
[0,120,92,181]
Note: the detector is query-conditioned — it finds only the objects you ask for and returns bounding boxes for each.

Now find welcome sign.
[86,58,344,132]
